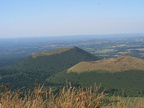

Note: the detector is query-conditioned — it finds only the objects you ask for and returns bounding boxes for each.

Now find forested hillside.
[0,47,99,89]
[47,56,144,96]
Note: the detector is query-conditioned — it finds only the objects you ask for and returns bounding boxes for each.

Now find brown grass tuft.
[0,84,144,108]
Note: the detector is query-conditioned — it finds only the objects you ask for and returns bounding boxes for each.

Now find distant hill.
[11,46,99,75]
[67,56,144,73]
[0,46,99,89]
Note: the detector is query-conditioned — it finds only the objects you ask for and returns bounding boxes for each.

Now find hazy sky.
[0,0,144,38]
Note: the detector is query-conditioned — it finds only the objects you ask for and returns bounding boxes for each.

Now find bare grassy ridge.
[32,47,74,58]
[0,84,144,108]
[67,56,144,73]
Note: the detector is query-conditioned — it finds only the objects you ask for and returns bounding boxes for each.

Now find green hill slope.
[47,70,144,96]
[0,47,99,89]
[47,56,144,96]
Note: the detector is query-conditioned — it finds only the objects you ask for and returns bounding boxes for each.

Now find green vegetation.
[0,42,144,97]
[0,47,99,89]
[47,70,144,96]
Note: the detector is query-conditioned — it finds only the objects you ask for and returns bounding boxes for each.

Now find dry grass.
[67,56,144,73]
[0,84,106,108]
[0,84,144,108]
[105,96,144,108]
[32,47,74,58]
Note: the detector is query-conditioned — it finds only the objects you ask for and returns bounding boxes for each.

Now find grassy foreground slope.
[1,84,144,108]
[0,47,99,89]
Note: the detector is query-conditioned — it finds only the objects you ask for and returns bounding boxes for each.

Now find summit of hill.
[32,47,74,58]
[67,56,144,73]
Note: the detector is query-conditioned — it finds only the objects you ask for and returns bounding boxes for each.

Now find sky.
[0,0,144,38]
